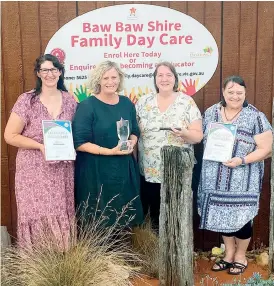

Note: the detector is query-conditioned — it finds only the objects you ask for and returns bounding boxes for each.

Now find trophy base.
[119,140,129,151]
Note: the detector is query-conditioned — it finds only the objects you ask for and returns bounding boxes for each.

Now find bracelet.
[240,157,246,166]
[98,146,101,155]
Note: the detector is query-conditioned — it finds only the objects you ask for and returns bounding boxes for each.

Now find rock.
[256,252,269,267]
[1,226,11,252]
[211,247,224,256]
[201,256,210,261]
[220,243,225,252]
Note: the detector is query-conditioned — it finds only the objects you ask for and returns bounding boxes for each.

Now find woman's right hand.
[39,144,46,158]
[111,142,134,155]
[39,144,70,164]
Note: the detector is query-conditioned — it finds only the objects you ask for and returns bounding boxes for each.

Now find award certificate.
[42,120,76,161]
[203,122,237,162]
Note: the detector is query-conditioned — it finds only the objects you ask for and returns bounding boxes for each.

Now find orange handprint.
[129,93,138,104]
[123,86,152,104]
[124,88,137,104]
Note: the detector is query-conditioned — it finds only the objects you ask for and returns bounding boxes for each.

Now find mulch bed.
[133,259,269,285]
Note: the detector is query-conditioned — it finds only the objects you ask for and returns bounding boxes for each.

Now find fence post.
[269,98,274,272]
[159,146,195,286]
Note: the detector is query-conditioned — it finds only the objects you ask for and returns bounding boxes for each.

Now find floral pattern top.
[136,92,202,183]
[11,90,77,247]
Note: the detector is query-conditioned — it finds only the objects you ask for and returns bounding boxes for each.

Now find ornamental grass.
[1,194,142,286]
[131,217,159,278]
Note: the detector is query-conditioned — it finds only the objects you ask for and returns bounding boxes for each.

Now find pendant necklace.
[223,107,242,122]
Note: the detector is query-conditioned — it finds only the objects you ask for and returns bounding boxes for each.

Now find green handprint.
[74,85,91,102]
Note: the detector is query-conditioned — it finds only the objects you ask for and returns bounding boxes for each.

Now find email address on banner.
[125,71,205,79]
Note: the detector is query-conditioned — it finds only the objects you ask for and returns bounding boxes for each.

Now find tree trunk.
[159,146,195,286]
[269,98,274,272]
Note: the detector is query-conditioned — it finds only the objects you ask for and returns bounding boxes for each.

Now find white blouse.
[136,92,202,183]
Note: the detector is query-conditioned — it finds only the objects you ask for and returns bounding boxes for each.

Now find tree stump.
[159,146,195,286]
[269,98,274,272]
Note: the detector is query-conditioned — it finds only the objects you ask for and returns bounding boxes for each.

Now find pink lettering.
[83,23,91,32]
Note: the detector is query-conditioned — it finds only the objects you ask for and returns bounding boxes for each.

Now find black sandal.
[228,262,248,275]
[211,259,233,272]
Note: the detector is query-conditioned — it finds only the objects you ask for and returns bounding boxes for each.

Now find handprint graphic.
[180,78,199,96]
[124,86,152,105]
[74,85,91,102]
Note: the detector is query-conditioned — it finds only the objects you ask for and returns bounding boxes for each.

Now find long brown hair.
[32,54,67,99]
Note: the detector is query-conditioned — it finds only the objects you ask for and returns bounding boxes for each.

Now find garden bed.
[133,259,269,285]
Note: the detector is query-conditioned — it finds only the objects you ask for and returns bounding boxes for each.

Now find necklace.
[223,107,242,122]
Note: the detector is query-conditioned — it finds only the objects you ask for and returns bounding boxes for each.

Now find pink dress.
[11,90,77,248]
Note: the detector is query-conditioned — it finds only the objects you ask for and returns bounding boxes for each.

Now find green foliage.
[223,272,274,286]
[200,273,274,286]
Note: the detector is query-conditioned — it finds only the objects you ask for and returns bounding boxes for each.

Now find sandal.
[211,259,233,272]
[228,262,248,275]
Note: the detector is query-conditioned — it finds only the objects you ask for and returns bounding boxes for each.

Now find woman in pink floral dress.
[4,54,77,248]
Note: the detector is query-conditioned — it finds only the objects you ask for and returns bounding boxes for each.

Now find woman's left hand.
[223,157,242,168]
[128,139,137,149]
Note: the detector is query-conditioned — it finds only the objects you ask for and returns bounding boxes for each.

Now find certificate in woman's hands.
[42,120,76,161]
[203,122,237,162]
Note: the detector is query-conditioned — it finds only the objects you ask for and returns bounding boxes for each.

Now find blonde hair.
[89,61,124,94]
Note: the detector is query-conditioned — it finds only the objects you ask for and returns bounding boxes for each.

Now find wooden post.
[159,146,195,286]
[269,98,274,272]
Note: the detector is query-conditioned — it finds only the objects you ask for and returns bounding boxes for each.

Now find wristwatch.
[240,157,246,166]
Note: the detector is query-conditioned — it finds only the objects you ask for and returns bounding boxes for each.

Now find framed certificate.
[203,122,237,162]
[42,120,76,161]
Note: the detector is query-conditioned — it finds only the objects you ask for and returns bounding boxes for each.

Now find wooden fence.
[1,1,274,250]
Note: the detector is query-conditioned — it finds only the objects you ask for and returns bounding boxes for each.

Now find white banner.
[45,4,219,102]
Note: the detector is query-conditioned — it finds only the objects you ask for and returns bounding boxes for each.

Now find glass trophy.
[116,118,130,151]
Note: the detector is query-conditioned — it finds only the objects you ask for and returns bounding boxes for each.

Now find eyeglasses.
[39,68,59,75]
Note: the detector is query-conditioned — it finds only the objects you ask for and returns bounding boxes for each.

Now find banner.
[45,4,219,103]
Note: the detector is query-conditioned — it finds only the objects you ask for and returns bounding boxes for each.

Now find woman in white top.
[136,61,203,231]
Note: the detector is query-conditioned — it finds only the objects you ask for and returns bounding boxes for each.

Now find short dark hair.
[221,75,248,107]
[33,54,67,98]
[153,62,179,93]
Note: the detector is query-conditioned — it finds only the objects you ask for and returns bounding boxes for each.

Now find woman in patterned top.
[198,75,273,274]
[4,54,77,248]
[136,61,203,231]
